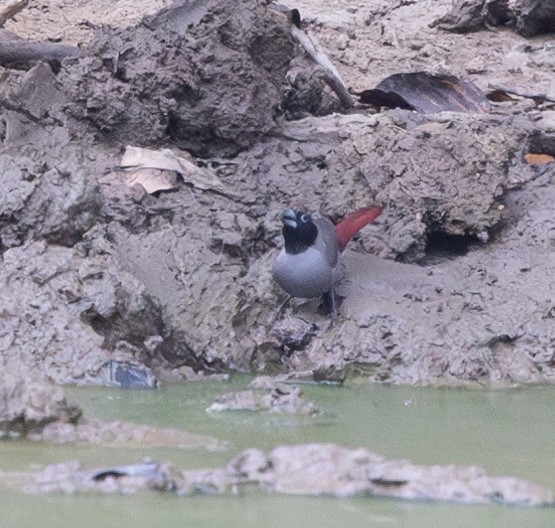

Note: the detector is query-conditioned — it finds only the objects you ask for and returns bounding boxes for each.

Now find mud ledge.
[0,0,554,391]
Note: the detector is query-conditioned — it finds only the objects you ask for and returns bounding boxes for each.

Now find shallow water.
[1,378,554,527]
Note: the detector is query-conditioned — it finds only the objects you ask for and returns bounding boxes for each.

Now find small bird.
[272,206,383,315]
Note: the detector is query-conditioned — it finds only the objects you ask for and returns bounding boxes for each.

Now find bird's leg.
[318,289,336,317]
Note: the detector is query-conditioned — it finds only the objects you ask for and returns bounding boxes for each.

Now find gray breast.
[272,247,335,298]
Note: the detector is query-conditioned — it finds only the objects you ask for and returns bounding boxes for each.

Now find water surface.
[1,378,554,527]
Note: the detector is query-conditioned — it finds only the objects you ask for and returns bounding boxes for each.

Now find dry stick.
[0,0,29,27]
[290,25,354,109]
[0,40,84,68]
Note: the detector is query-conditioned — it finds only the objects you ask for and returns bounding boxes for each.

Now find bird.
[272,206,383,316]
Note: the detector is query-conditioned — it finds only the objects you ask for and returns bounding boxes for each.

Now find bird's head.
[280,208,318,254]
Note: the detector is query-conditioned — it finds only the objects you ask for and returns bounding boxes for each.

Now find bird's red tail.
[335,206,383,251]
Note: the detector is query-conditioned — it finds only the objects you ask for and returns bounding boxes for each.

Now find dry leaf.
[122,169,177,194]
[119,146,230,195]
[355,72,491,113]
[524,153,555,165]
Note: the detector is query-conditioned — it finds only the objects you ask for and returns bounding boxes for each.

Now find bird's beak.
[281,208,297,228]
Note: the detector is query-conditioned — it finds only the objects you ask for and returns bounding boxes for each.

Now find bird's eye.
[300,214,309,223]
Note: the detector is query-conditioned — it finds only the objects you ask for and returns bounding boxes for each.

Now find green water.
[1,378,554,527]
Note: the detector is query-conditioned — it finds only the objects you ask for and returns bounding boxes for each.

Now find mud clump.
[0,364,81,437]
[0,65,101,251]
[59,0,298,157]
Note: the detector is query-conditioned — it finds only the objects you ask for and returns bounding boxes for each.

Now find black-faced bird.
[272,206,382,315]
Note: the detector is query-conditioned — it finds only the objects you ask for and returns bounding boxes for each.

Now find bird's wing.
[314,216,340,267]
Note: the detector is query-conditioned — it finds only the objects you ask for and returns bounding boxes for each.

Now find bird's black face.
[280,209,318,255]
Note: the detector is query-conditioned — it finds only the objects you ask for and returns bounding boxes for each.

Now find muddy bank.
[2,443,552,506]
[0,364,80,437]
[0,358,223,448]
[32,419,224,450]
[0,0,554,390]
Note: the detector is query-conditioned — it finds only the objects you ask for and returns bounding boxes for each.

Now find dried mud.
[0,0,554,425]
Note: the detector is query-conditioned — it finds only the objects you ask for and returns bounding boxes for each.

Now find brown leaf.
[524,153,555,165]
[355,72,491,113]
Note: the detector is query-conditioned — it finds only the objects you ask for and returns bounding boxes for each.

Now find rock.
[0,236,224,385]
[237,111,536,261]
[0,241,111,385]
[431,0,515,33]
[513,0,555,37]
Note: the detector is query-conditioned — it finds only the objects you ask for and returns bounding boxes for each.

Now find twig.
[290,25,354,108]
[0,40,83,69]
[0,0,29,27]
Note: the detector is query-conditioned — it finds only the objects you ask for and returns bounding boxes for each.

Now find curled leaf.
[355,72,491,113]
